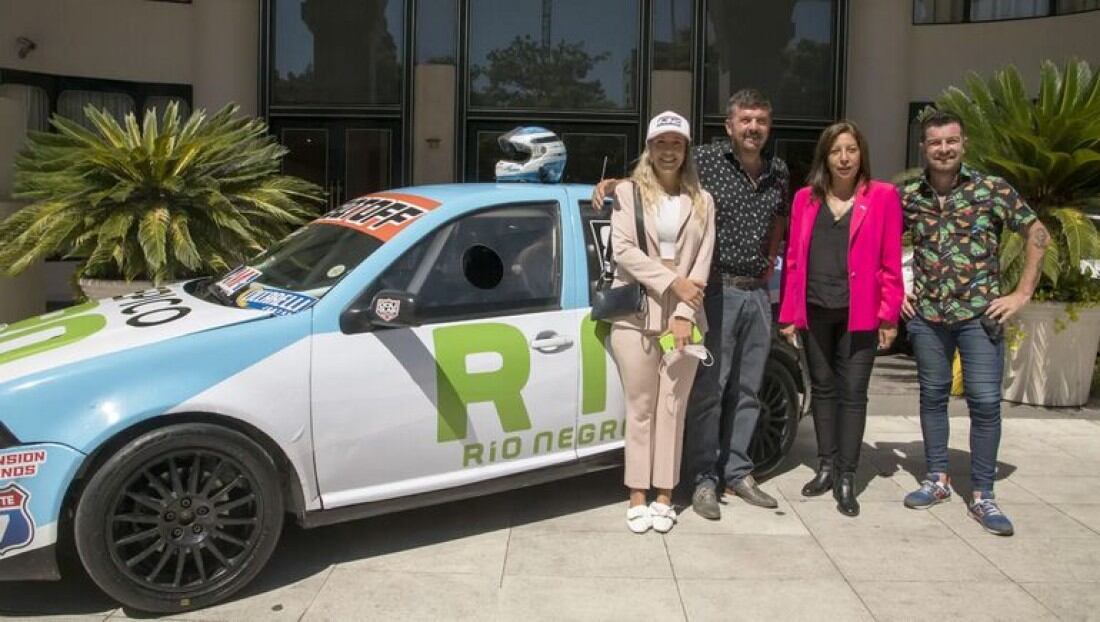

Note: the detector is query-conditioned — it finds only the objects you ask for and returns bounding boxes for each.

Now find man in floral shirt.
[899,110,1049,536]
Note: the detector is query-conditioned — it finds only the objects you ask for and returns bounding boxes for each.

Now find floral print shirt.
[902,164,1037,323]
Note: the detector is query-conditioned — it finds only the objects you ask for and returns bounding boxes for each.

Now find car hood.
[0,282,272,386]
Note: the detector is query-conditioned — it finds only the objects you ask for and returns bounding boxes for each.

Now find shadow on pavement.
[0,467,627,617]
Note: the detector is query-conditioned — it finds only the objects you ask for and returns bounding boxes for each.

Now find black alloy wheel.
[749,358,800,477]
[75,424,283,613]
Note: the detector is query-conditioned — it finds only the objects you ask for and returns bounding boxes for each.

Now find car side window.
[578,199,613,302]
[368,202,562,324]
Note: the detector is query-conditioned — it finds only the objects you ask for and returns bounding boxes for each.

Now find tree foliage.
[471,35,612,109]
[0,103,324,285]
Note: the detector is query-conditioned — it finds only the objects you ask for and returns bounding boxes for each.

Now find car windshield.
[203,222,384,307]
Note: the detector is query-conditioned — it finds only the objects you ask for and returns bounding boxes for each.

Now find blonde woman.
[609,111,716,534]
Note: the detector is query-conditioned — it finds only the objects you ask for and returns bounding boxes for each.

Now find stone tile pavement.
[4,356,1100,621]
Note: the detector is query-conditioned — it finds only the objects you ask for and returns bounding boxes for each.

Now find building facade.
[1,0,1099,319]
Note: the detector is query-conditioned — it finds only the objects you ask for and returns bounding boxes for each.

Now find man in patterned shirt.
[593,89,789,518]
[900,110,1049,536]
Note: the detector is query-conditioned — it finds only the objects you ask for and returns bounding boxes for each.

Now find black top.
[693,141,790,278]
[806,205,851,309]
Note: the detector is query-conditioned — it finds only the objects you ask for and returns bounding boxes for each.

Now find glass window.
[345,129,393,198]
[372,204,562,322]
[914,0,965,22]
[272,0,404,106]
[143,95,191,121]
[971,0,1050,20]
[652,0,692,72]
[578,199,612,300]
[1058,0,1100,12]
[703,1,836,120]
[58,90,136,130]
[468,0,640,110]
[416,0,458,65]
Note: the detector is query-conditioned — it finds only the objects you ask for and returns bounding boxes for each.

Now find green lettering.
[600,419,618,441]
[578,423,596,445]
[0,302,106,366]
[433,323,532,442]
[463,443,484,468]
[502,436,522,459]
[558,426,575,449]
[533,430,554,454]
[580,314,611,415]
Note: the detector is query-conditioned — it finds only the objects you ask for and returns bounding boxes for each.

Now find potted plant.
[934,58,1100,406]
[0,102,324,299]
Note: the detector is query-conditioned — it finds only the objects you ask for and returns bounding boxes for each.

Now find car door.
[310,200,581,508]
[570,189,627,459]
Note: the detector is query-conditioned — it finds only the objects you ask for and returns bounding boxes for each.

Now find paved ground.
[4,355,1100,621]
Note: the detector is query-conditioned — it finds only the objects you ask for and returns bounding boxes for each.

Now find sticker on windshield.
[326,265,347,279]
[241,288,318,316]
[215,266,263,296]
[315,192,441,242]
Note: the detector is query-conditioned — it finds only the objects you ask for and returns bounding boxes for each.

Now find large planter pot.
[1002,302,1100,407]
[78,277,156,301]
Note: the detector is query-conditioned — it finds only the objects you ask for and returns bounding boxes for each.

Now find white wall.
[847,3,1100,178]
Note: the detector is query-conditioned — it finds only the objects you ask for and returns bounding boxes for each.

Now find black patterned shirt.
[902,164,1037,323]
[694,140,790,278]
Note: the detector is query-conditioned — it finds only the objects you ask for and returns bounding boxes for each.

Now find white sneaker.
[649,502,677,533]
[626,504,652,534]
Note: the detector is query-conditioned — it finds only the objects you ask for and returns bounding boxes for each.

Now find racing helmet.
[494,126,567,183]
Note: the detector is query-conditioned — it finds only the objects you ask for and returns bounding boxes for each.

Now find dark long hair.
[806,121,872,204]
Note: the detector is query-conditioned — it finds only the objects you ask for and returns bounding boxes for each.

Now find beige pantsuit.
[608,182,716,490]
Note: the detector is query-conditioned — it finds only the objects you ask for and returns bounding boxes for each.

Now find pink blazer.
[778,180,903,332]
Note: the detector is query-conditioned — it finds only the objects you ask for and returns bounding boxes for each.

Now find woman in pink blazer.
[778,121,903,517]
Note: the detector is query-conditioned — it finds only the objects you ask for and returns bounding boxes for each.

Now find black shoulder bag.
[591,184,648,321]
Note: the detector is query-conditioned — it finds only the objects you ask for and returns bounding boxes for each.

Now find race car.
[0,183,807,612]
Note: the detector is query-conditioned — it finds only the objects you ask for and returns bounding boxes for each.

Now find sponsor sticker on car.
[315,192,441,241]
[0,449,46,481]
[239,287,318,316]
[215,266,263,297]
[0,483,34,556]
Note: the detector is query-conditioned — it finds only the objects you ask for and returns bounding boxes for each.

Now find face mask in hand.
[663,344,714,368]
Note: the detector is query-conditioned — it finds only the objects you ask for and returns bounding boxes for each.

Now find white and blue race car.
[0,183,807,612]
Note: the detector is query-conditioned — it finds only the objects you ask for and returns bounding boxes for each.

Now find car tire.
[750,357,800,477]
[74,423,284,613]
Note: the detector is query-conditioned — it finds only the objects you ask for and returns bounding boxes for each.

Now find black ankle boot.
[801,462,834,497]
[834,472,860,517]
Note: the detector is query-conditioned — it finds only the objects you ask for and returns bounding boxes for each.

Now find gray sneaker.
[727,474,779,509]
[692,483,721,520]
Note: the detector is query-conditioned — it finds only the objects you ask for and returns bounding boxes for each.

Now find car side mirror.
[341,290,420,333]
[366,290,420,328]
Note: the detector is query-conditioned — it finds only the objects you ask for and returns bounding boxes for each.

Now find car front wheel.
[74,423,284,613]
[749,357,800,477]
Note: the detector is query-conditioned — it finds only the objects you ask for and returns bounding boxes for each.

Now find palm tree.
[0,102,324,285]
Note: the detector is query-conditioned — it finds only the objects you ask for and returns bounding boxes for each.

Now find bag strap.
[601,182,648,281]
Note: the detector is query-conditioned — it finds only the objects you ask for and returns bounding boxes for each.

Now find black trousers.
[803,305,877,473]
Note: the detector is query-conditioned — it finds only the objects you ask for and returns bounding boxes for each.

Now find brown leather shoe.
[725,474,778,509]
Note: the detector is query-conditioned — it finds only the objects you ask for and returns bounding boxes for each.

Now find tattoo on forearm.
[1031,226,1050,249]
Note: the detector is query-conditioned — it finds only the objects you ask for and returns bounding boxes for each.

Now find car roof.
[371,183,595,213]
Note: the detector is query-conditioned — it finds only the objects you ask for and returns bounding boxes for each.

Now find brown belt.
[720,274,766,290]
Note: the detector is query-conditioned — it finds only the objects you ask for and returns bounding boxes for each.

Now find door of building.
[270,118,403,209]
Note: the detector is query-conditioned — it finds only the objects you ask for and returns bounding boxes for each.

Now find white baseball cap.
[646,111,691,143]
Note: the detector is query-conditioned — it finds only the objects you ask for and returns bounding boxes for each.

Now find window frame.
[0,68,192,126]
[912,0,1099,24]
[346,200,565,331]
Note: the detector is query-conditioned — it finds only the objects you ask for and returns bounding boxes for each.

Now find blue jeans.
[906,315,1004,493]
[683,283,772,487]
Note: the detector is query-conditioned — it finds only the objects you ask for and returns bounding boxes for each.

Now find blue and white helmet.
[494,126,566,183]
